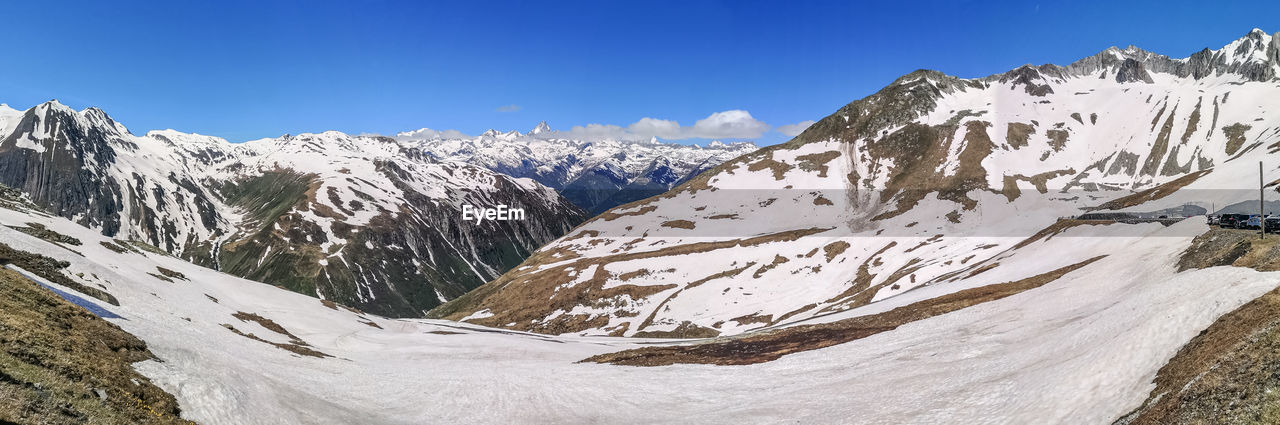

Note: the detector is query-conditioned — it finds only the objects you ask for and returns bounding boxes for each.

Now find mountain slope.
[0,108,587,317]
[4,180,1278,424]
[398,125,758,213]
[431,29,1280,337]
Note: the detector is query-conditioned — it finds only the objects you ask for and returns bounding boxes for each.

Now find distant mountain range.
[398,123,757,213]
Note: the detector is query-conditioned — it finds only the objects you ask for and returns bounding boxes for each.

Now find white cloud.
[496,104,521,112]
[626,117,683,139]
[687,110,771,139]
[558,123,630,141]
[776,120,817,137]
[558,110,770,141]
[394,127,471,140]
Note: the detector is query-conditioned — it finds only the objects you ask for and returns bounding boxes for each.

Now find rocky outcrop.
[1114,58,1155,83]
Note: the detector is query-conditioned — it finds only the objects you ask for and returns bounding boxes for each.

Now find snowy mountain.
[2,114,1278,424]
[9,28,1280,425]
[431,29,1280,337]
[0,103,586,316]
[396,124,758,213]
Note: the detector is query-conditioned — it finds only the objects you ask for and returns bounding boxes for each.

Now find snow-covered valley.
[4,188,1280,424]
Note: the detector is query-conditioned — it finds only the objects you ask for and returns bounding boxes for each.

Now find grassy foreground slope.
[0,266,188,424]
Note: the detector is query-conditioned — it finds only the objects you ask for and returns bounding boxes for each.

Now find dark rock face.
[0,104,127,235]
[0,104,225,257]
[1000,65,1055,96]
[1115,58,1155,83]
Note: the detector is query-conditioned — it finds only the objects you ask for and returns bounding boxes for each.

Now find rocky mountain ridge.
[432,28,1280,337]
[0,103,586,316]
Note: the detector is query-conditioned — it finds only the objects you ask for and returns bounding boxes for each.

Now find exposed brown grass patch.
[99,241,132,254]
[964,262,999,278]
[746,154,794,180]
[220,322,330,359]
[660,220,696,229]
[233,312,301,340]
[1006,122,1035,149]
[1224,123,1252,155]
[823,241,851,262]
[731,313,774,326]
[795,150,841,177]
[597,205,658,221]
[616,269,652,281]
[1141,104,1178,176]
[1003,168,1077,202]
[7,222,82,247]
[154,267,187,281]
[0,268,187,424]
[633,321,721,339]
[1046,129,1069,151]
[753,255,790,278]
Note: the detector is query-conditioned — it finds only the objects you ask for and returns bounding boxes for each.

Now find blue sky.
[1,1,1275,145]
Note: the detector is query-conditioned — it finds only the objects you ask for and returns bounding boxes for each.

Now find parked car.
[1220,214,1249,228]
[1245,215,1263,229]
[1208,215,1220,226]
[1266,216,1280,233]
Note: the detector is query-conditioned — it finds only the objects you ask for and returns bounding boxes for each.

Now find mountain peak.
[528,121,552,135]
[34,99,75,115]
[79,106,130,135]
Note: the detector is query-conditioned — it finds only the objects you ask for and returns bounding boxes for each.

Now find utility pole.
[1262,161,1266,239]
